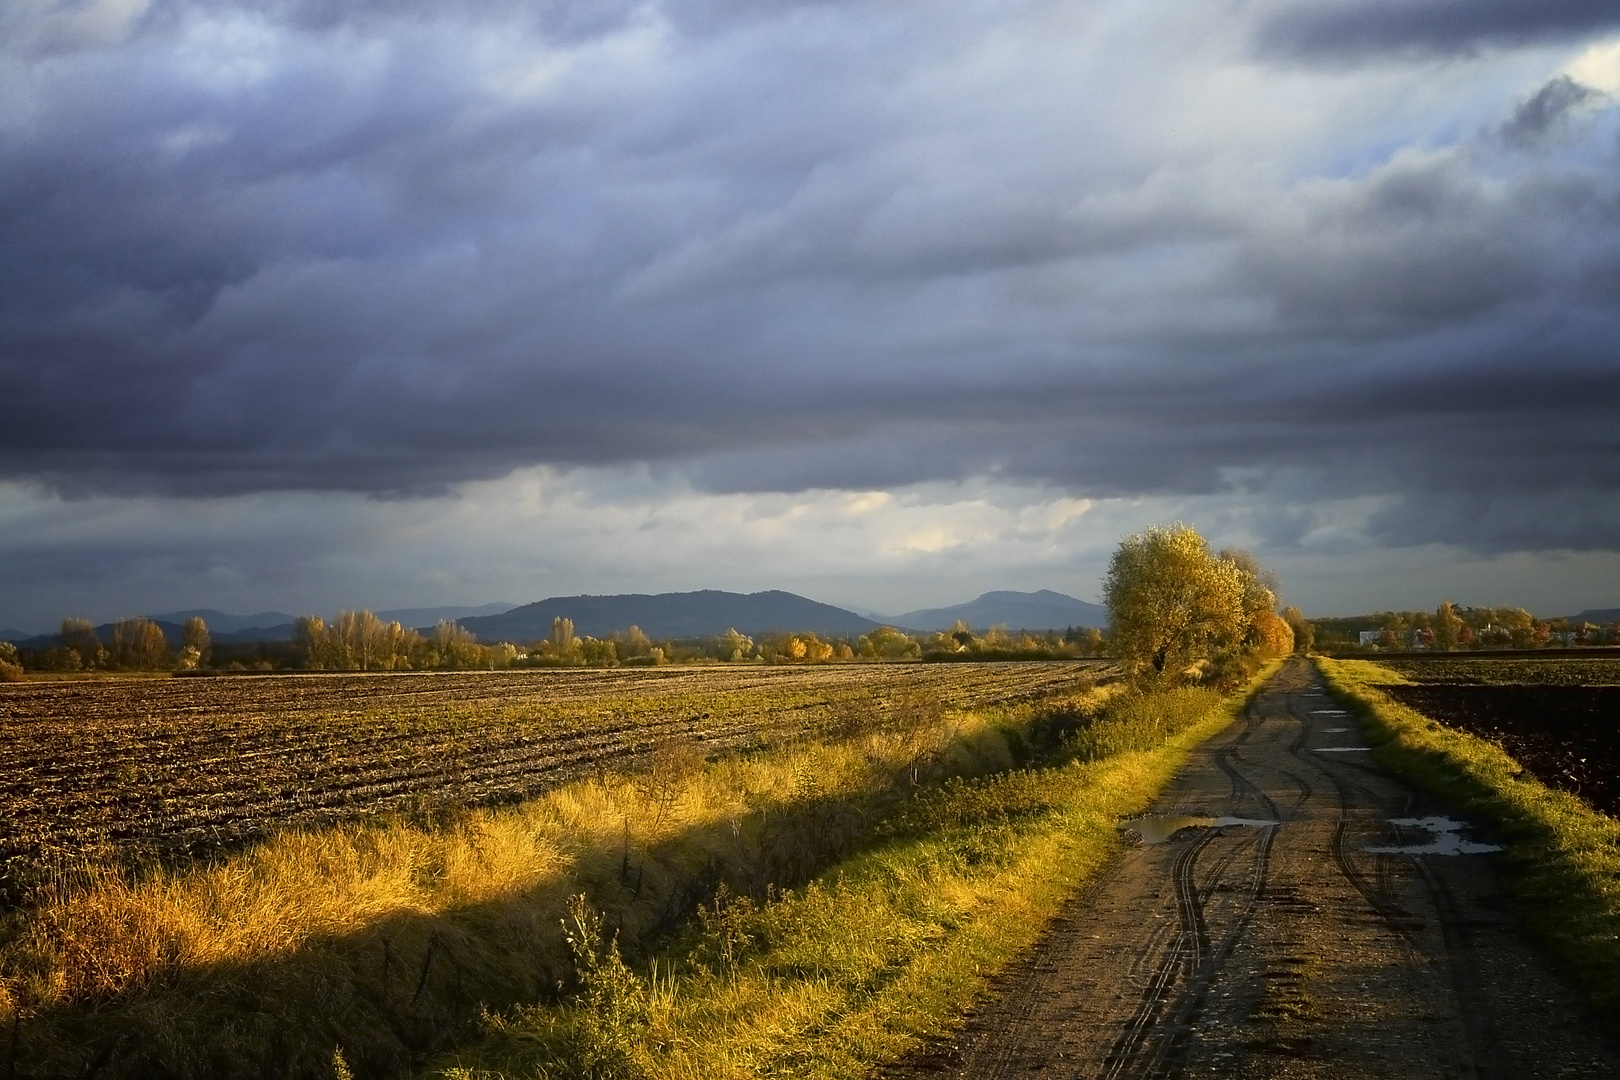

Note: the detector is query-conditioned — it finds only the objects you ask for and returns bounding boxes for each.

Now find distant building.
[1358,631,1381,646]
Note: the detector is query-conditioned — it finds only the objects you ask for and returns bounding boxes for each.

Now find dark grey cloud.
[1258,0,1620,59]
[1,0,1618,567]
[1501,75,1604,144]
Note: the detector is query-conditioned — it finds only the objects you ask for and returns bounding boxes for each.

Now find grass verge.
[426,674,1280,1080]
[2,667,1273,1079]
[1,678,1109,1077]
[1314,656,1620,1028]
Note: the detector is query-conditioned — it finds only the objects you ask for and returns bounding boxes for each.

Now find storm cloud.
[1258,0,1620,59]
[2,0,1619,624]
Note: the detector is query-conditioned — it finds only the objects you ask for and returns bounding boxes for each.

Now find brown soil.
[1379,683,1620,815]
[884,658,1620,1079]
[0,663,1098,902]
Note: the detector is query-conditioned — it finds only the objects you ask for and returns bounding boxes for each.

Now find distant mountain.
[377,603,514,627]
[150,609,298,634]
[454,590,883,641]
[885,590,1108,632]
[3,605,518,650]
[1575,608,1620,624]
[143,604,516,643]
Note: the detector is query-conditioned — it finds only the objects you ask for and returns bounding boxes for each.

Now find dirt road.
[887,658,1620,1079]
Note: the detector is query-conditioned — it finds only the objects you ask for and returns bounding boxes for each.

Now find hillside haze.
[454,590,882,641]
[886,590,1107,632]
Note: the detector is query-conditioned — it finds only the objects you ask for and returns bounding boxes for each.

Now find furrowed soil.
[1371,657,1620,817]
[0,663,1102,900]
[884,658,1620,1079]
[1377,684,1620,816]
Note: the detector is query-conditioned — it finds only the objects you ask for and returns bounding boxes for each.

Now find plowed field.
[0,663,1103,900]
[1379,684,1620,815]
[1372,657,1620,817]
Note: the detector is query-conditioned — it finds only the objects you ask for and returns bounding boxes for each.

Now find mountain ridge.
[882,589,1108,632]
[453,590,882,641]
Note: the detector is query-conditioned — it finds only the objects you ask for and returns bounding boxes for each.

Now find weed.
[560,896,648,1080]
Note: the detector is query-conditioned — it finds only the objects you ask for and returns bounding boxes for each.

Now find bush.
[560,895,649,1080]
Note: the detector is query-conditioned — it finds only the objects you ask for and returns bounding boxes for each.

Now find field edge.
[429,661,1285,1080]
[1314,656,1620,1030]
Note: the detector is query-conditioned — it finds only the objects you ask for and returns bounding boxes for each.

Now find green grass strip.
[1315,657,1620,1028]
[433,669,1280,1080]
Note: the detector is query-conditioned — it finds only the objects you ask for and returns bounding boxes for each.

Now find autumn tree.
[578,637,619,665]
[0,641,22,682]
[57,617,105,670]
[1280,606,1314,654]
[433,620,483,669]
[1433,601,1465,652]
[112,617,169,670]
[1103,523,1247,679]
[615,625,652,659]
[178,616,211,670]
[1217,549,1284,650]
[720,628,754,661]
[858,626,920,659]
[295,615,334,669]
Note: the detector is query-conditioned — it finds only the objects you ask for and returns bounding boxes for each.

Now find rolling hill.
[884,590,1108,632]
[454,590,882,641]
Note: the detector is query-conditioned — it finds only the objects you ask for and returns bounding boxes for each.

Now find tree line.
[4,616,214,676]
[1310,603,1620,652]
[0,521,1405,682]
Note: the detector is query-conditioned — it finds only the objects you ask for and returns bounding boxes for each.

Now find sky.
[4,0,1620,631]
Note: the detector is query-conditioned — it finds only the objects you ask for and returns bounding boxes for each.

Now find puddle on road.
[1323,727,1351,733]
[1120,814,1278,844]
[1312,746,1374,753]
[1366,816,1502,856]
[1309,709,1348,715]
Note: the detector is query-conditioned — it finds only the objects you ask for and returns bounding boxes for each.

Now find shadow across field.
[0,665,1107,908]
[6,694,1101,1080]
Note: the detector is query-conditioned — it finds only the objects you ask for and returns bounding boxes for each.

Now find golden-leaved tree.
[1103,523,1247,679]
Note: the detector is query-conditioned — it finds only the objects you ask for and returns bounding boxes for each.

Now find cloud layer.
[2,0,1619,622]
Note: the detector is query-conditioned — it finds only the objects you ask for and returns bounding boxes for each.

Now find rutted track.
[0,663,1104,896]
[884,658,1620,1080]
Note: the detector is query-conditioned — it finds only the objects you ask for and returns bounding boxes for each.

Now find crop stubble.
[0,663,1103,898]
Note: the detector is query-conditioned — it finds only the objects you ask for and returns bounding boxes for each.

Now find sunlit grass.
[0,681,1106,1076]
[0,665,1280,1079]
[429,675,1277,1080]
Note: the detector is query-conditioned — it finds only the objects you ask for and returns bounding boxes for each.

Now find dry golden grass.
[430,676,1273,1080]
[1,681,1105,1077]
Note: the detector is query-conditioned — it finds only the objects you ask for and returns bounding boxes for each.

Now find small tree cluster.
[1103,523,1292,685]
[0,641,23,682]
[111,617,170,669]
[295,611,520,671]
[14,615,213,673]
[918,621,1096,660]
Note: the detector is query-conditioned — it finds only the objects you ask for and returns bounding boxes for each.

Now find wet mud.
[882,658,1620,1079]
